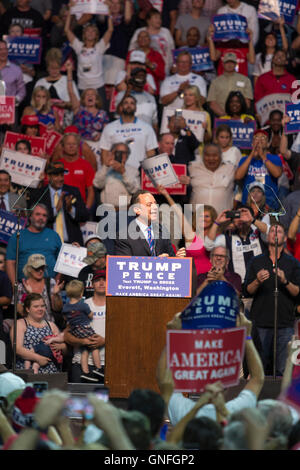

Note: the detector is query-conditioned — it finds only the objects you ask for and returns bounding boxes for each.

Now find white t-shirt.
[160,73,207,109]
[99,117,158,169]
[168,389,257,425]
[72,298,106,366]
[217,2,259,46]
[71,37,109,90]
[222,146,242,168]
[253,53,273,77]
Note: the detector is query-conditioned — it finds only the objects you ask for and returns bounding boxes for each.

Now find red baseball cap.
[21,114,39,126]
[64,125,79,134]
[253,129,268,138]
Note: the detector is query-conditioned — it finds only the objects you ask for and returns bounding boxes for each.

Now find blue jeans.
[256,327,294,376]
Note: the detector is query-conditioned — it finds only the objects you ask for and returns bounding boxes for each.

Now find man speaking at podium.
[114,190,176,257]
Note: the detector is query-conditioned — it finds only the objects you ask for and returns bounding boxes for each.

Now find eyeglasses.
[211,254,227,259]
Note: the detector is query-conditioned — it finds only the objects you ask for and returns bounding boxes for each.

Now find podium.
[104,256,193,398]
[105,297,190,398]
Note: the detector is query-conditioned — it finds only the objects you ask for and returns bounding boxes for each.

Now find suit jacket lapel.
[134,221,151,255]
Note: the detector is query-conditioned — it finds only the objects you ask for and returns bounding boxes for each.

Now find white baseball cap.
[0,372,26,397]
[130,50,146,64]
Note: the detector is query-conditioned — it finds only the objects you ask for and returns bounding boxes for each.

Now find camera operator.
[115,66,158,131]
[204,205,269,283]
[93,142,140,209]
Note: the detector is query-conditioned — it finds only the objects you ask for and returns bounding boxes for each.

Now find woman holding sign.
[183,85,212,143]
[65,1,114,111]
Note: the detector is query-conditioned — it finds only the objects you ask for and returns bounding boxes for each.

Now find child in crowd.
[61,279,103,381]
[214,123,242,169]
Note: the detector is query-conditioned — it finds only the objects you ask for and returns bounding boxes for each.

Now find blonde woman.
[65,1,114,109]
[183,85,212,144]
[72,88,109,142]
[31,86,61,131]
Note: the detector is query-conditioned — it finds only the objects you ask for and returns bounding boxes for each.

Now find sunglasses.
[32,265,46,271]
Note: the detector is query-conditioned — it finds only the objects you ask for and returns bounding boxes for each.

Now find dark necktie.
[147,225,155,256]
[0,196,6,211]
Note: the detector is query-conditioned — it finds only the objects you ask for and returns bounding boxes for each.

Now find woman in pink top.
[157,185,217,274]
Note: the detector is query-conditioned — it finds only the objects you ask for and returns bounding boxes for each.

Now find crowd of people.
[0,0,299,452]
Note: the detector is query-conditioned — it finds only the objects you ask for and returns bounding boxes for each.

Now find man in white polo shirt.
[99,95,158,171]
[160,50,207,109]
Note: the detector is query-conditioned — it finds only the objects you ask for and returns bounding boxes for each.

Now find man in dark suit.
[29,162,89,245]
[0,170,27,213]
[114,190,175,257]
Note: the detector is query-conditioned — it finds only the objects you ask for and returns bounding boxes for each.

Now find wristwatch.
[283,279,289,287]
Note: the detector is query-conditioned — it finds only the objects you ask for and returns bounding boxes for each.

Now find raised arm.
[287,207,300,241]
[64,2,76,44]
[102,13,114,45]
[156,185,195,243]
[236,313,265,398]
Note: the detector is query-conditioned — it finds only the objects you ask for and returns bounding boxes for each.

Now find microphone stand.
[11,183,49,373]
[273,221,279,379]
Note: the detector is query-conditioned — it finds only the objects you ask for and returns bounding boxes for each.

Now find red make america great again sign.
[167,327,246,393]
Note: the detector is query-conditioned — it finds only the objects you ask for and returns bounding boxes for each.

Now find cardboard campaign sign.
[180,281,240,330]
[150,0,164,13]
[160,108,206,143]
[280,0,298,24]
[173,47,214,72]
[39,123,62,155]
[215,119,256,149]
[0,97,15,125]
[4,132,46,157]
[258,0,281,21]
[141,163,187,195]
[106,256,192,298]
[167,327,246,393]
[285,103,300,134]
[0,148,46,188]
[71,0,109,15]
[81,221,98,244]
[213,14,249,42]
[256,93,291,126]
[0,209,27,245]
[54,243,87,277]
[141,153,179,188]
[6,36,42,64]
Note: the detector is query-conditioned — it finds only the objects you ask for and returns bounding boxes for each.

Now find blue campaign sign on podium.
[180,281,239,330]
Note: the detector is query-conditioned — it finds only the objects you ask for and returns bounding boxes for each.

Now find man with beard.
[99,95,158,172]
[244,223,300,375]
[5,203,62,286]
[115,67,158,130]
[235,129,283,210]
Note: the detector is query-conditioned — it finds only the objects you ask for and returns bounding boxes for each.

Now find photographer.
[93,142,140,209]
[115,66,158,130]
[204,206,268,283]
[28,162,90,245]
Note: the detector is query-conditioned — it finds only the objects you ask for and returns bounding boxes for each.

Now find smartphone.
[32,381,48,397]
[175,109,182,117]
[225,210,241,219]
[114,150,123,163]
[64,388,109,420]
